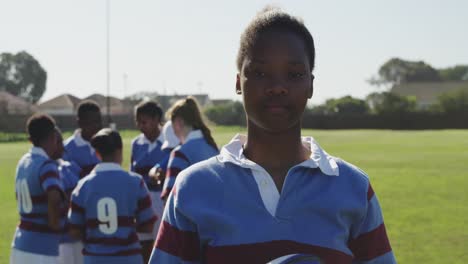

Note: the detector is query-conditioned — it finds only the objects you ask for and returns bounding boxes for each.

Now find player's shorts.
[58,241,83,264]
[138,190,164,241]
[10,248,58,264]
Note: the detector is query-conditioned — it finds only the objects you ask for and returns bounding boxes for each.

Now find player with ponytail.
[160,96,219,200]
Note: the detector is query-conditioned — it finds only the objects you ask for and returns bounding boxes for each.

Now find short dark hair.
[77,100,101,120]
[236,6,315,72]
[91,128,122,157]
[135,100,163,120]
[26,113,56,146]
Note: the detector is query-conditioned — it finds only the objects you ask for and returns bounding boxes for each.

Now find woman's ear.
[308,74,314,99]
[236,74,242,95]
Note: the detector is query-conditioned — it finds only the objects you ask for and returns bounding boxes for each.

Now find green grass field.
[1,127,467,263]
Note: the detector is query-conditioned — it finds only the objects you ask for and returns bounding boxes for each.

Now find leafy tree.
[327,96,368,115]
[432,89,468,114]
[307,104,329,115]
[0,51,47,103]
[369,58,440,88]
[366,92,417,115]
[204,101,246,126]
[438,65,468,82]
[308,96,368,115]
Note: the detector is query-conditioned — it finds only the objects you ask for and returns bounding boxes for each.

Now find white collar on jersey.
[219,134,339,176]
[136,133,164,152]
[30,146,50,159]
[93,162,123,172]
[161,121,180,150]
[184,129,203,144]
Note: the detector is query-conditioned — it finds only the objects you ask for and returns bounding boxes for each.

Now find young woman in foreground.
[150,7,396,264]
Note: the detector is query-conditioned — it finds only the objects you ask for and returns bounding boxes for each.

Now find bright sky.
[2,0,467,105]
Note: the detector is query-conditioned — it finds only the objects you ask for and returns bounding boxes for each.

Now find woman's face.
[171,116,185,141]
[237,29,313,133]
[51,131,64,160]
[136,114,161,140]
[79,111,103,141]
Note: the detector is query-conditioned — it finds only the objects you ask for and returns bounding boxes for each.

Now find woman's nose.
[265,77,288,96]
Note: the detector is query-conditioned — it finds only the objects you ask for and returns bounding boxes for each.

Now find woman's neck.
[37,144,55,158]
[245,128,307,167]
[146,131,160,143]
[243,124,310,192]
[100,154,121,164]
[180,126,194,144]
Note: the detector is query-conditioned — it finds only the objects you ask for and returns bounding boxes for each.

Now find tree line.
[206,58,468,125]
[1,52,467,125]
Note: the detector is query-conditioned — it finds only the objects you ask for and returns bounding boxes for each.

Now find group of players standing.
[11,7,397,264]
[11,97,219,264]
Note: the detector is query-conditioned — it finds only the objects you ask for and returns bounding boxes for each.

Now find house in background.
[154,94,212,111]
[37,93,80,115]
[36,92,214,117]
[0,91,37,114]
[85,94,135,115]
[38,93,137,116]
[391,81,468,109]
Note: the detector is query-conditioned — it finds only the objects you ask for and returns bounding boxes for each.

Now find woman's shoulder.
[332,157,371,196]
[180,137,210,149]
[177,138,218,155]
[166,157,226,210]
[335,158,369,181]
[131,134,145,146]
[176,156,223,183]
[172,156,229,195]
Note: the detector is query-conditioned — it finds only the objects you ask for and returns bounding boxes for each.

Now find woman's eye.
[253,70,266,77]
[288,72,305,79]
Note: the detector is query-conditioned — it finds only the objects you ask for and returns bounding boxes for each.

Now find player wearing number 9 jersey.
[11,114,65,264]
[68,128,157,264]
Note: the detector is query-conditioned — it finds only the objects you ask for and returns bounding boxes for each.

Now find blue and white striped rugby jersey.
[68,163,157,264]
[58,159,81,244]
[63,130,100,178]
[130,133,171,191]
[150,135,396,264]
[12,147,65,256]
[161,130,218,200]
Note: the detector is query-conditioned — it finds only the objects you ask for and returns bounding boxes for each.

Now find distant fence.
[1,113,467,133]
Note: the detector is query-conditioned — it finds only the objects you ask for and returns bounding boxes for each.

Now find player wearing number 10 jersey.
[11,114,65,264]
[68,128,157,264]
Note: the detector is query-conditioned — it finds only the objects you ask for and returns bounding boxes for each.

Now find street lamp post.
[106,0,112,126]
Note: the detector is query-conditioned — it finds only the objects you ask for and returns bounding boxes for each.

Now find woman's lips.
[264,103,288,113]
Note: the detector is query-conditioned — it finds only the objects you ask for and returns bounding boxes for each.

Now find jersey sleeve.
[149,180,201,264]
[69,161,82,177]
[348,184,396,263]
[68,181,86,230]
[157,149,172,171]
[39,160,63,193]
[62,147,71,163]
[161,149,190,200]
[135,178,158,232]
